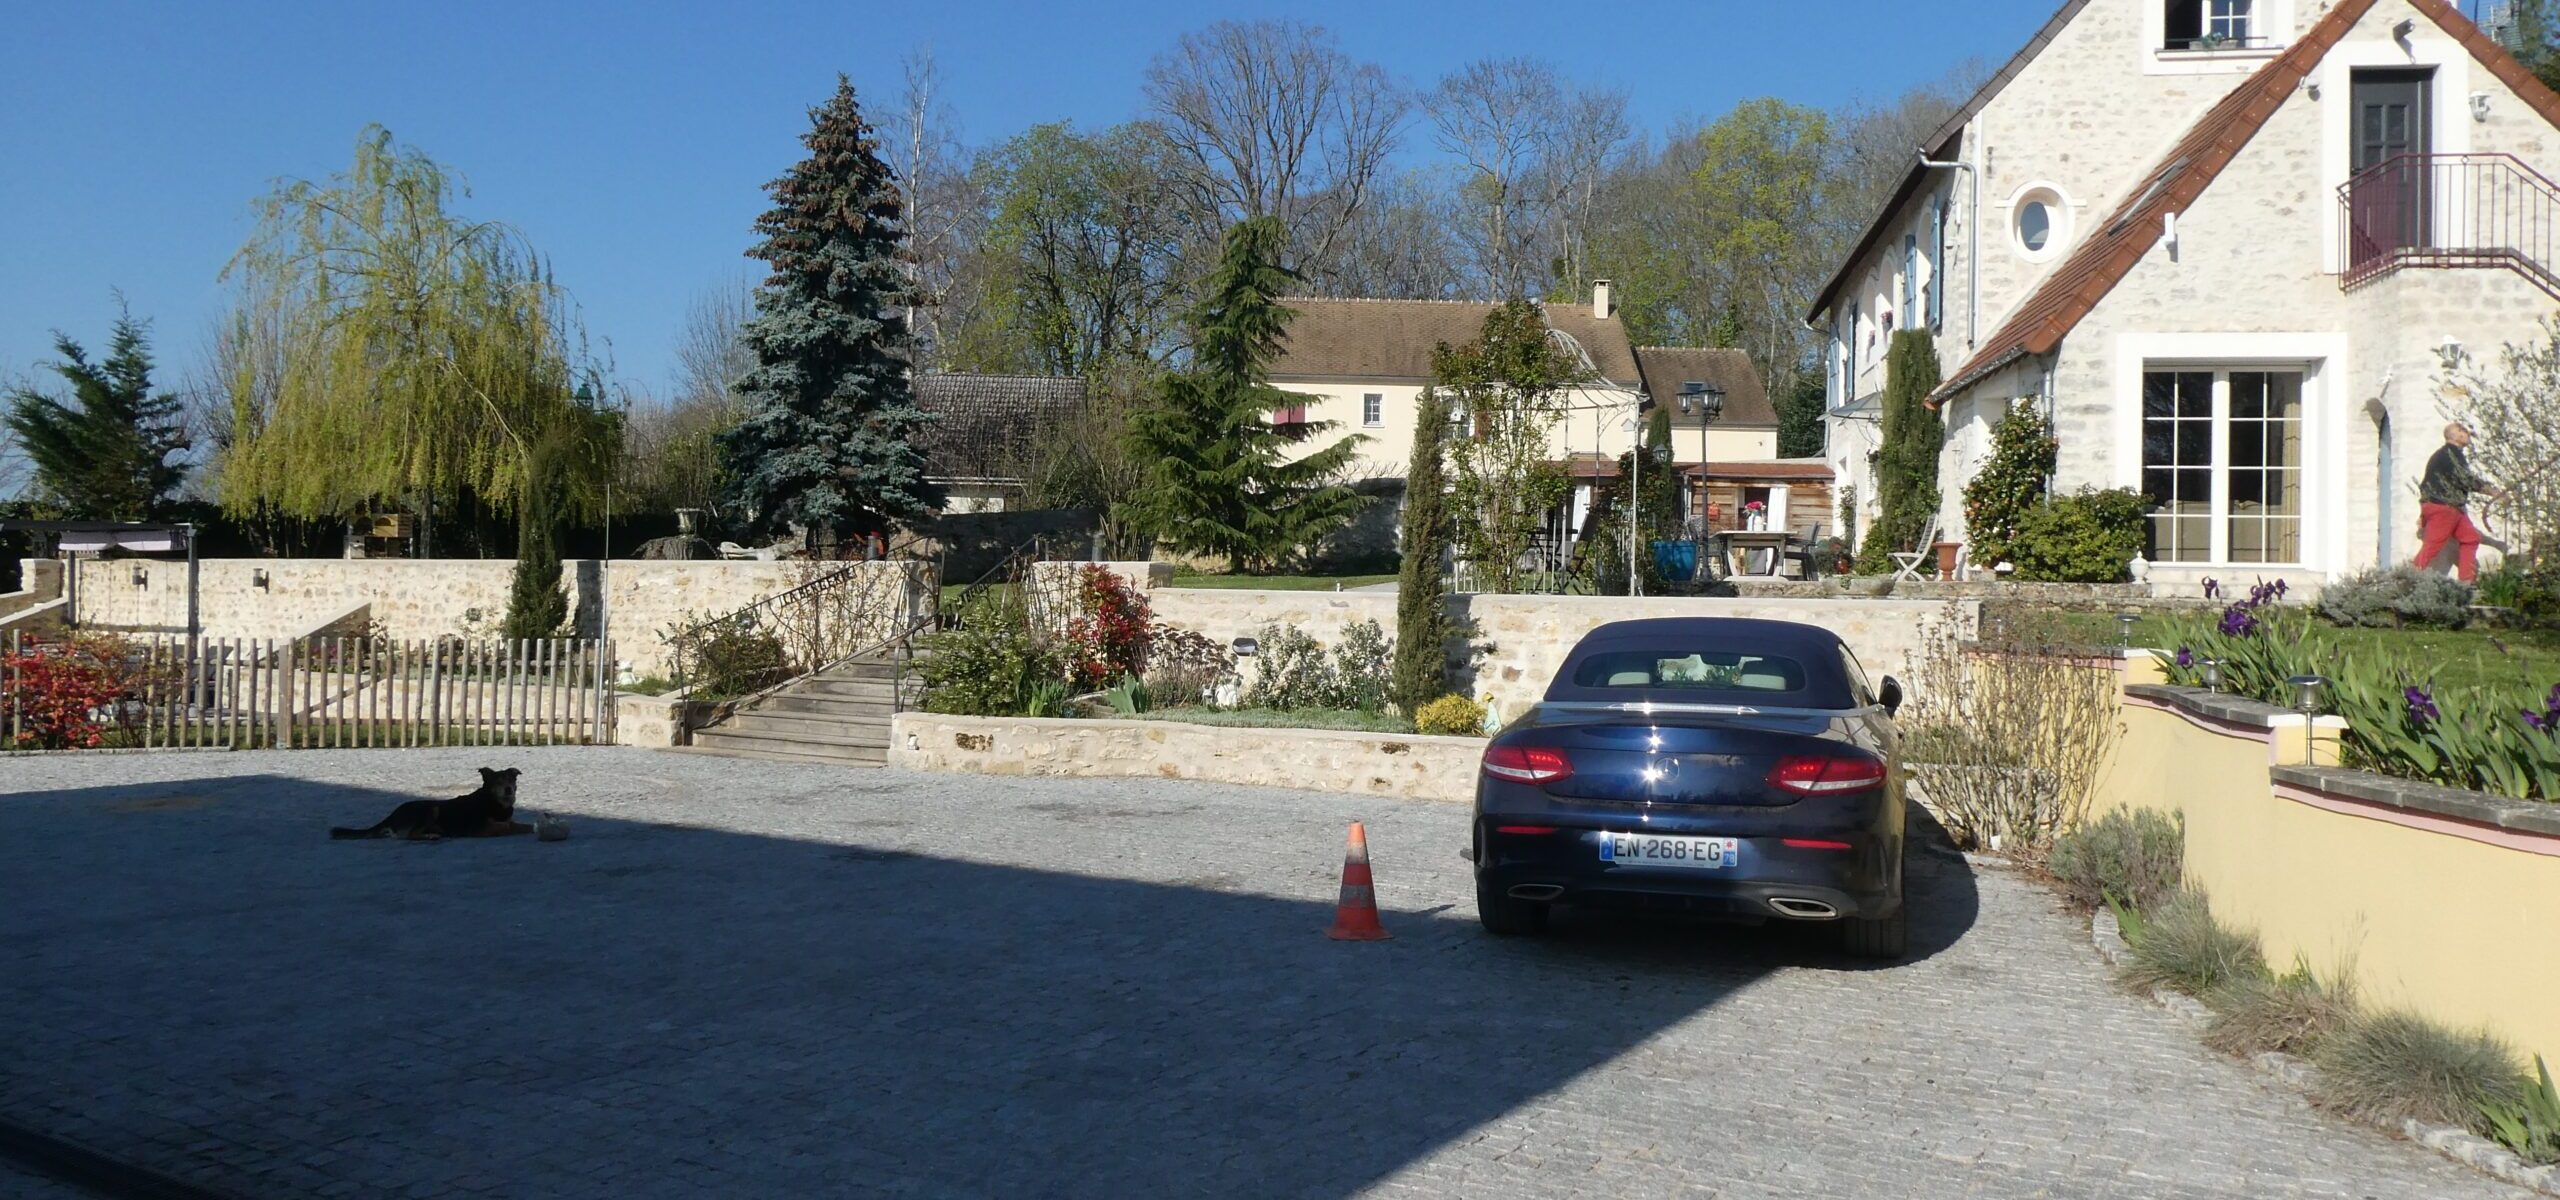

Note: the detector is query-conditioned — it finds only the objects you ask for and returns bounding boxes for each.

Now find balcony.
[2339,152,2560,300]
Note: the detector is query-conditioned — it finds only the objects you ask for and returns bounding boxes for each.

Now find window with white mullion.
[2209,0,2253,43]
[2140,366,2305,565]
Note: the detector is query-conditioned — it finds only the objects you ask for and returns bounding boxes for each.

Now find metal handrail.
[666,534,934,697]
[2338,152,2560,300]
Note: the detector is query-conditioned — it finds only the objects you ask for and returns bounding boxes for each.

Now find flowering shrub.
[1413,694,1488,736]
[2161,594,2560,800]
[1060,565,1152,690]
[3,640,126,749]
[1140,626,1234,706]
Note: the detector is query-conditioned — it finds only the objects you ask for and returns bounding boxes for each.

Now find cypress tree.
[4,308,190,520]
[1128,217,1365,571]
[1857,330,1945,573]
[720,76,940,545]
[503,426,572,639]
[1389,388,1454,713]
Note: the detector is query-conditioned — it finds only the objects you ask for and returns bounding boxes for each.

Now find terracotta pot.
[1933,541,1961,580]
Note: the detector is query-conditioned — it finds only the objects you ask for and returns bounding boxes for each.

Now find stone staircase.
[683,653,920,767]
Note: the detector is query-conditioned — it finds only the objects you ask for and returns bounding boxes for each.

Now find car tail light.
[1766,754,1887,795]
[1482,744,1573,784]
[1495,825,1559,835]
[1782,838,1854,851]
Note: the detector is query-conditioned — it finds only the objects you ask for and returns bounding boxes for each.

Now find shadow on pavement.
[0,772,1978,1199]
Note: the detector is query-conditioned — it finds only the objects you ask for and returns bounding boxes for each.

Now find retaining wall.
[64,558,931,677]
[2094,654,2560,1067]
[890,713,1483,804]
[1142,587,1976,720]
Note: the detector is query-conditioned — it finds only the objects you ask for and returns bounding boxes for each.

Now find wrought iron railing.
[2339,152,2560,300]
[665,547,936,702]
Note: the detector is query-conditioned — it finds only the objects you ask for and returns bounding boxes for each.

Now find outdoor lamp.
[252,568,271,591]
[1230,637,1260,658]
[130,565,148,587]
[2287,674,2328,714]
[2201,657,2222,692]
[1677,380,1726,423]
[2116,612,2139,648]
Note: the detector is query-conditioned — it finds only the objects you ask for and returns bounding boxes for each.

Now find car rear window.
[1568,650,1810,694]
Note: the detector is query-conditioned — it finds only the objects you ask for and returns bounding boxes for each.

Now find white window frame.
[2111,332,2345,572]
[1361,393,1383,428]
[2144,0,2292,75]
[2006,182,2076,264]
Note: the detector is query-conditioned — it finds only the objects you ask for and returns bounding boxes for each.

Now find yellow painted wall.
[2093,688,2560,1067]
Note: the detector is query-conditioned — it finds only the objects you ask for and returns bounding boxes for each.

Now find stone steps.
[679,654,917,768]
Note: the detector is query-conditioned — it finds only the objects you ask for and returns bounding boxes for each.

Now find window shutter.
[1926,198,1946,333]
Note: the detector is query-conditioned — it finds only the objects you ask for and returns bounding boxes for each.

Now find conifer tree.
[1856,330,1944,572]
[721,76,939,544]
[1390,388,1454,713]
[4,308,189,520]
[503,425,573,638]
[1128,217,1364,571]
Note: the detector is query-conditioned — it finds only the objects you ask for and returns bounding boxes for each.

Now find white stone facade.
[1819,0,2560,582]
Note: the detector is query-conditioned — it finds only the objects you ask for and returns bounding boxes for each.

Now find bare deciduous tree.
[1324,167,1468,300]
[1142,19,1406,275]
[2445,317,2560,558]
[1428,58,1561,300]
[888,48,978,368]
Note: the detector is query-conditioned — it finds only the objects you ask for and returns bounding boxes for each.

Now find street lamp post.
[1678,381,1725,576]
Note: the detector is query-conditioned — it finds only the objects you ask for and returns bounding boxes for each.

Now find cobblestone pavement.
[0,748,2526,1199]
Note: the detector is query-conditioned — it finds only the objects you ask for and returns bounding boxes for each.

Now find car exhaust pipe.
[1507,884,1565,901]
[1768,897,1840,919]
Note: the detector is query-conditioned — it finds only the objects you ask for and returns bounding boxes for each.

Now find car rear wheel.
[1476,877,1550,936]
[1839,902,1907,959]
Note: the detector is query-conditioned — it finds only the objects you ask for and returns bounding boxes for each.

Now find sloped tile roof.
[1933,0,2380,401]
[1273,297,1644,385]
[1632,346,1777,427]
[1809,0,2098,321]
[1933,0,2560,404]
[912,373,1087,482]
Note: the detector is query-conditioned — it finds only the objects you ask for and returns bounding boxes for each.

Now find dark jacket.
[2421,443,2488,508]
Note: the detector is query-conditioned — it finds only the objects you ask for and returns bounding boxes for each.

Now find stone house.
[1812,0,2560,586]
[1272,288,1830,563]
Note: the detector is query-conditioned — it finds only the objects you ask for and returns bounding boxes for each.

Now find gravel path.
[0,747,2526,1199]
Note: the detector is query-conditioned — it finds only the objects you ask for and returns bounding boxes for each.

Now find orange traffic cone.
[1327,821,1391,941]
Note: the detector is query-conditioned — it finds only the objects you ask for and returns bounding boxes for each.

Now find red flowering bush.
[3,641,125,749]
[1060,565,1153,689]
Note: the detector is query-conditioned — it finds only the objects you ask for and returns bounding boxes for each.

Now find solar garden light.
[2287,674,2328,765]
[2115,611,2139,649]
[1231,637,1259,658]
[2200,657,2222,692]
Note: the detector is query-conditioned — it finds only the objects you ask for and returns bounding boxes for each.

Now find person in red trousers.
[2414,422,2501,583]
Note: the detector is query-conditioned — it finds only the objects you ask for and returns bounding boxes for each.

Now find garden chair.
[1889,515,1940,582]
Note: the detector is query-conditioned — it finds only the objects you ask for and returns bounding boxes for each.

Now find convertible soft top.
[1542,617,1860,709]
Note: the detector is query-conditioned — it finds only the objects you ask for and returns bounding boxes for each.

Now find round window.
[2018,201,2053,252]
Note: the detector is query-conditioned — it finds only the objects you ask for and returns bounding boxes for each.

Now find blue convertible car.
[1470,617,1909,957]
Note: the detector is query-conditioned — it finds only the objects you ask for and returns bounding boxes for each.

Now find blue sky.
[0,1,2062,401]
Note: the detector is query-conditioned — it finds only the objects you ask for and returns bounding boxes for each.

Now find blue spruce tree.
[720,76,939,544]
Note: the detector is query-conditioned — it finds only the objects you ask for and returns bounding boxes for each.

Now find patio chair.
[1889,515,1940,582]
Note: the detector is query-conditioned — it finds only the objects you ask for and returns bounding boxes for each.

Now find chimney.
[1592,279,1614,320]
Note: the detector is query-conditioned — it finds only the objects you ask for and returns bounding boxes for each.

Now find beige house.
[1273,289,1826,559]
[1813,0,2560,585]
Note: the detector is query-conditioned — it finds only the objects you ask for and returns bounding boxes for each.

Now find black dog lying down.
[330,767,529,840]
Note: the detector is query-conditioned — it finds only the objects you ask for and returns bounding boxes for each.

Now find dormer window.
[2166,0,2258,50]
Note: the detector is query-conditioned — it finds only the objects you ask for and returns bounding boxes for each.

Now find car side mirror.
[1877,676,1904,717]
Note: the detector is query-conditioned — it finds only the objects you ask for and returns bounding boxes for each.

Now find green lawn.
[1164,571,1397,591]
[1995,606,2560,699]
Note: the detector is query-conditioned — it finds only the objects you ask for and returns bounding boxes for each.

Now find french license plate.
[1598,833,1738,869]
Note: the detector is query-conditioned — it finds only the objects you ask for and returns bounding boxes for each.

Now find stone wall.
[1143,586,1976,720]
[890,713,1484,804]
[2,559,64,620]
[66,558,933,676]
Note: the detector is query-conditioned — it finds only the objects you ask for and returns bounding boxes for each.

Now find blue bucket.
[1651,539,1697,582]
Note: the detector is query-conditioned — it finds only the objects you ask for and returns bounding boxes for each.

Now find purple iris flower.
[2275,579,2290,599]
[2175,647,2195,669]
[2218,605,2260,638]
[2204,577,2221,600]
[2405,686,2440,725]
[2525,709,2549,733]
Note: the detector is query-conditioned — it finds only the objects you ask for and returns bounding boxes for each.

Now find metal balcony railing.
[2339,152,2560,300]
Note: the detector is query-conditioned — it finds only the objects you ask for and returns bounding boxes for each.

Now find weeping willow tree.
[215,126,615,550]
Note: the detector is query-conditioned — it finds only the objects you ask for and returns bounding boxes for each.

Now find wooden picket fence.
[1,631,617,750]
